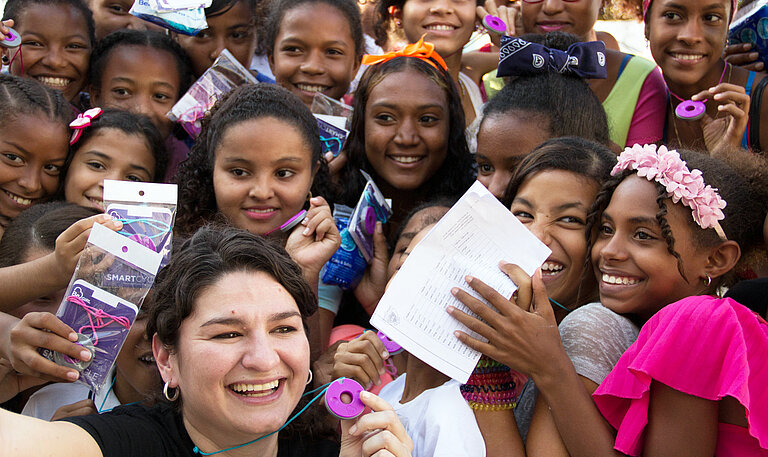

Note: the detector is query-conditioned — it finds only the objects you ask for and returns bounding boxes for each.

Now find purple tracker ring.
[1,27,22,48]
[377,331,403,355]
[483,15,506,35]
[675,100,705,121]
[325,378,365,420]
[280,209,307,233]
[364,206,377,235]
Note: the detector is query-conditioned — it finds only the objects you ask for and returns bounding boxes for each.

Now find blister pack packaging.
[103,180,177,268]
[41,223,162,392]
[168,49,258,138]
[729,0,768,68]
[311,93,353,159]
[320,205,368,289]
[130,0,211,36]
[348,171,392,263]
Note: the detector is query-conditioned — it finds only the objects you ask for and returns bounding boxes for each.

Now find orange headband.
[361,36,447,71]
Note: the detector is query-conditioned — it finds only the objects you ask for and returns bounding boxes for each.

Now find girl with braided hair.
[0,75,72,240]
[448,145,768,455]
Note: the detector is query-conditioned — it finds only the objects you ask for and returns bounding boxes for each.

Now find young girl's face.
[115,315,161,401]
[476,112,550,200]
[212,117,315,235]
[269,3,360,107]
[64,129,156,211]
[88,0,163,40]
[90,46,181,138]
[645,0,730,88]
[399,0,477,58]
[10,3,91,102]
[521,0,601,42]
[511,170,598,308]
[364,68,449,191]
[0,114,69,219]
[177,0,257,77]
[591,175,710,320]
[387,206,448,278]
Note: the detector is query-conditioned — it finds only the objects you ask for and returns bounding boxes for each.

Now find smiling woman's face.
[154,270,310,447]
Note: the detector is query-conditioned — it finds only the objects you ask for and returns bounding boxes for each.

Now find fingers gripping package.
[168,49,259,138]
[103,180,177,268]
[729,0,768,68]
[321,171,392,288]
[130,0,212,36]
[41,223,162,392]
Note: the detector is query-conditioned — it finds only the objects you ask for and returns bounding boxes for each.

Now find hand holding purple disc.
[675,100,706,121]
[377,331,403,355]
[1,27,21,48]
[483,15,506,35]
[325,378,365,419]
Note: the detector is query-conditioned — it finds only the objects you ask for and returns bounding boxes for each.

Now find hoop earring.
[306,369,313,386]
[1,55,8,64]
[163,381,180,401]
[704,274,712,287]
[306,191,313,202]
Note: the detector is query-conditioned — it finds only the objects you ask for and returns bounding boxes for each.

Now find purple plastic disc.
[280,209,307,233]
[325,378,365,420]
[129,233,157,251]
[675,100,705,121]
[1,27,21,48]
[364,206,377,235]
[54,333,94,371]
[377,331,403,355]
[482,15,506,35]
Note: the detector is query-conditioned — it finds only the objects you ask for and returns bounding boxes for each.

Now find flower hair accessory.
[361,36,447,71]
[612,144,727,240]
[69,108,104,146]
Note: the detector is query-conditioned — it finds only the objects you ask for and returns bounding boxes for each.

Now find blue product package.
[130,0,208,36]
[729,0,768,67]
[321,205,368,289]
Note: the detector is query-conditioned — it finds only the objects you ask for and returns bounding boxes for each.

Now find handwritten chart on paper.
[371,182,551,383]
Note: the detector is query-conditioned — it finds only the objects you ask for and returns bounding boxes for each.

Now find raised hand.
[340,390,413,457]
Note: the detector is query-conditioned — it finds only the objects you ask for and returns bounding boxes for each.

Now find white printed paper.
[370,182,551,383]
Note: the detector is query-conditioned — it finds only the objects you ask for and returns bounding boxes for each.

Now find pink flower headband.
[611,144,727,241]
[69,107,103,145]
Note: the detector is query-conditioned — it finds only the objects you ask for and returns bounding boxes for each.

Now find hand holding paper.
[370,182,551,382]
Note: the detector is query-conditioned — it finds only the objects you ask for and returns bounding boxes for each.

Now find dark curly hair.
[175,83,333,236]
[259,0,364,58]
[60,108,168,188]
[146,224,317,348]
[3,0,95,48]
[336,56,474,208]
[89,30,195,101]
[586,149,766,290]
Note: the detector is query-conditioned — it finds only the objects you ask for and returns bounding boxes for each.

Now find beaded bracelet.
[460,356,527,411]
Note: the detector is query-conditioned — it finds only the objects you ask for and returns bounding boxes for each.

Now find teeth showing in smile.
[602,274,640,285]
[672,53,704,61]
[247,208,277,213]
[5,191,33,206]
[540,262,564,275]
[390,156,422,164]
[229,380,280,397]
[426,25,456,31]
[36,76,72,88]
[138,355,155,364]
[88,197,105,210]
[296,84,328,93]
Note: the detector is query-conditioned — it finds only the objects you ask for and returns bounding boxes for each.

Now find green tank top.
[602,55,656,148]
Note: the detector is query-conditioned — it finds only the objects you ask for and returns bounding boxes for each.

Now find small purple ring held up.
[377,331,404,355]
[263,210,308,236]
[675,100,706,121]
[325,378,366,419]
[483,15,506,35]
[1,27,21,48]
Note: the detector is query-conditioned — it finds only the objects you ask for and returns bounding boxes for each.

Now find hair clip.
[69,107,104,145]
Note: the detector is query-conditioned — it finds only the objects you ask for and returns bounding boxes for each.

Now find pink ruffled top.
[593,296,768,456]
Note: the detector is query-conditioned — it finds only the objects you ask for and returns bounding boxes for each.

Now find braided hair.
[3,0,95,47]
[586,149,766,289]
[0,75,73,128]
[176,83,333,236]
